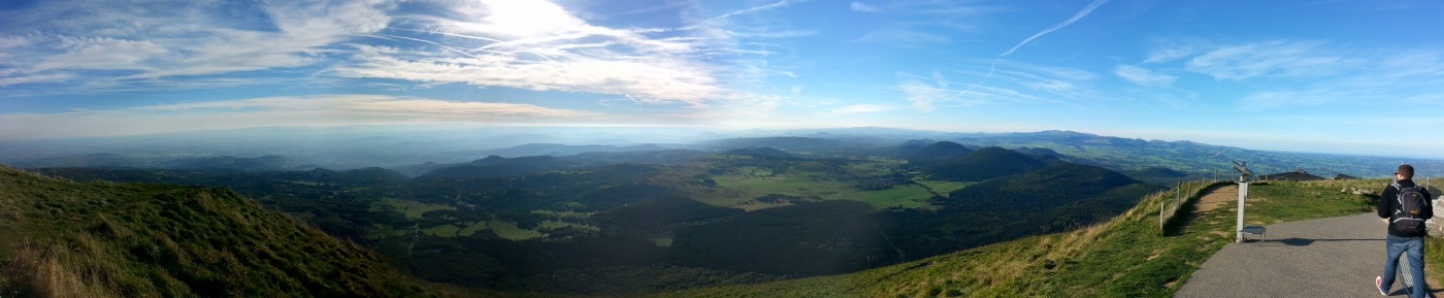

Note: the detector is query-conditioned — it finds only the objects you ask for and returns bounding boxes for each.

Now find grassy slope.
[650,179,1382,297]
[0,165,459,297]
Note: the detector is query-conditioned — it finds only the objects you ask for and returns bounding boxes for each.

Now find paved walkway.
[1176,213,1440,297]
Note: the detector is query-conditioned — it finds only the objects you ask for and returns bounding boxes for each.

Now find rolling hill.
[902,141,973,164]
[921,147,1049,181]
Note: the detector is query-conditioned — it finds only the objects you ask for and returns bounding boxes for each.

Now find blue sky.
[2,0,1444,158]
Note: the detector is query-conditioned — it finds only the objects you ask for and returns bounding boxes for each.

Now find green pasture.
[369,198,455,220]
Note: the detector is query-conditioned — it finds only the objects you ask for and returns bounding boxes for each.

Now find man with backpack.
[1376,164,1433,297]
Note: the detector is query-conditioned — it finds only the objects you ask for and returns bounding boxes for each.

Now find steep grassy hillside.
[653,179,1380,297]
[0,165,450,297]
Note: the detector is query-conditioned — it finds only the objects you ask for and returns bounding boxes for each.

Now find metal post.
[1176,181,1183,213]
[1237,179,1249,243]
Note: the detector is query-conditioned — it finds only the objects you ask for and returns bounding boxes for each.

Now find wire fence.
[1159,178,1232,235]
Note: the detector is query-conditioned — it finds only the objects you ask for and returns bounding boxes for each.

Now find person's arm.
[1379,185,1395,219]
[1423,188,1434,220]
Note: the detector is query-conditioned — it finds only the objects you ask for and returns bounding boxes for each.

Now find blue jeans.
[1383,235,1428,298]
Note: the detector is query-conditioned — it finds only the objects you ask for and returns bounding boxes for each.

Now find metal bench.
[1240,225,1267,243]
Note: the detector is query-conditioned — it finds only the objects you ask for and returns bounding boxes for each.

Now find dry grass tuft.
[4,240,117,298]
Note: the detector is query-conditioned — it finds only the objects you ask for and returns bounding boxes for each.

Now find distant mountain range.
[6,127,1439,179]
[9,153,315,171]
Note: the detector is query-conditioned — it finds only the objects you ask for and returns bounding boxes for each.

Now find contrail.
[388,28,560,63]
[709,0,792,21]
[999,0,1110,58]
[956,0,1110,99]
[354,33,485,59]
[673,0,804,31]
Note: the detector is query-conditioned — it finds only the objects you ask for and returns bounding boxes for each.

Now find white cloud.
[1113,64,1176,87]
[328,0,735,104]
[851,2,883,13]
[0,95,600,139]
[0,0,395,84]
[335,45,721,104]
[0,0,815,107]
[1186,40,1348,80]
[151,95,596,118]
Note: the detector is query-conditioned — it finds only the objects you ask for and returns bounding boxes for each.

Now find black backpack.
[1392,183,1430,234]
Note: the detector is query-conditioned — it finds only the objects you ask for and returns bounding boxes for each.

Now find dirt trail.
[1195,184,1238,213]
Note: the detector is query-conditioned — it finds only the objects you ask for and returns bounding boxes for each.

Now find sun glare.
[481,0,581,38]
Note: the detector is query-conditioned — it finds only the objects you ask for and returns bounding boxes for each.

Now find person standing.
[1377,164,1433,297]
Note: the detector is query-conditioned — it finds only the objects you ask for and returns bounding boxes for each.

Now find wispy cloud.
[1113,64,1176,87]
[830,104,897,114]
[893,58,1110,113]
[335,44,722,104]
[851,2,883,13]
[898,71,948,112]
[0,73,71,87]
[1185,40,1349,80]
[1237,89,1346,110]
[851,29,951,46]
[1143,40,1203,63]
[0,95,600,139]
[945,0,1108,109]
[328,0,811,105]
[1,0,393,85]
[848,1,998,48]
[0,0,808,106]
[1145,41,1444,112]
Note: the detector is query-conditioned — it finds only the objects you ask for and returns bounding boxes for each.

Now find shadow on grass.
[1163,182,1232,237]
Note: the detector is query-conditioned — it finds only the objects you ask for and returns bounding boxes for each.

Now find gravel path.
[1175,213,1439,297]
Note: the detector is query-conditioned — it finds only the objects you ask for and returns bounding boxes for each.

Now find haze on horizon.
[3,0,1444,159]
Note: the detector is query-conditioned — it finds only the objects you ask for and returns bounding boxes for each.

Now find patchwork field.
[370,197,455,219]
[700,163,965,210]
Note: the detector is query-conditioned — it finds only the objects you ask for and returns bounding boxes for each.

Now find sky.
[2,0,1444,158]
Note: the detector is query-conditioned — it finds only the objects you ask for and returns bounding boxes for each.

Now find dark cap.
[1398,164,1415,179]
